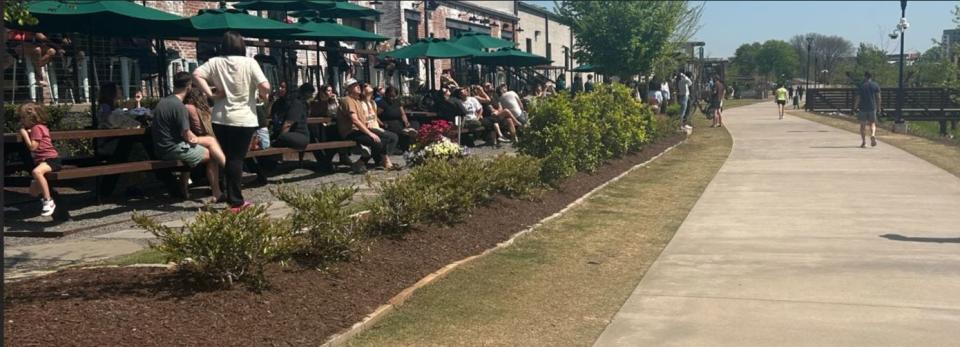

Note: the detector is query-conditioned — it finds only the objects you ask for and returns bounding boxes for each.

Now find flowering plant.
[415,120,453,148]
[406,136,465,166]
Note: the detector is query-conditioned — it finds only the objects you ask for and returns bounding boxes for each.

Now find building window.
[563,48,569,69]
[406,20,420,42]
[526,38,532,53]
[546,43,552,61]
[501,30,514,41]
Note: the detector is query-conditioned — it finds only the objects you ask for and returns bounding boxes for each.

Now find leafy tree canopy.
[557,0,702,79]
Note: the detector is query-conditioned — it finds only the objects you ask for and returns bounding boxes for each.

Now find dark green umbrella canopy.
[471,47,551,67]
[233,0,337,11]
[452,32,515,51]
[14,0,190,36]
[291,1,381,19]
[186,8,306,38]
[381,38,479,59]
[571,64,598,72]
[285,18,388,42]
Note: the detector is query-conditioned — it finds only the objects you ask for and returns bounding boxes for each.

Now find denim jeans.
[679,94,690,123]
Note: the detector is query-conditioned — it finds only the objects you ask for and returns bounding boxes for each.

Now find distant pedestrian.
[788,85,795,98]
[852,71,881,148]
[584,74,595,93]
[711,76,726,128]
[676,71,693,129]
[775,84,788,120]
[792,89,800,109]
[798,86,805,100]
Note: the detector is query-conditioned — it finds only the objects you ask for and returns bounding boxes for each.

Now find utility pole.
[896,0,908,123]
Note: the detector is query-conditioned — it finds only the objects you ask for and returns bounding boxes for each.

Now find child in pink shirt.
[18,103,61,217]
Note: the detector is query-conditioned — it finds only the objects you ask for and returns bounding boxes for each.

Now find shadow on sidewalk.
[880,234,960,244]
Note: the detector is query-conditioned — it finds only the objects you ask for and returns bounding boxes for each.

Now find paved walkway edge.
[321,138,687,347]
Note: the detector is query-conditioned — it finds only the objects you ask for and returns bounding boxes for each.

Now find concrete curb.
[320,137,686,347]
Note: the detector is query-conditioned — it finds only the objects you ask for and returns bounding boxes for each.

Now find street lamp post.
[896,0,908,123]
[805,36,813,104]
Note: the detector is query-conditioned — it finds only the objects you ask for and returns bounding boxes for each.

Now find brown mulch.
[4,134,685,346]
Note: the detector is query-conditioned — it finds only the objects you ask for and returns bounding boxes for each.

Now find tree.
[844,43,897,87]
[756,40,797,84]
[790,33,854,83]
[556,1,703,79]
[910,45,956,87]
[4,0,37,26]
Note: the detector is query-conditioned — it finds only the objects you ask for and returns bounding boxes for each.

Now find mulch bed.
[4,133,685,346]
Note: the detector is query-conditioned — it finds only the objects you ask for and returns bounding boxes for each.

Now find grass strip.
[347,111,734,346]
[788,110,960,178]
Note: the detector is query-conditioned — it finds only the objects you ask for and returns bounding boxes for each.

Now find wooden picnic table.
[3,128,146,143]
[4,117,332,143]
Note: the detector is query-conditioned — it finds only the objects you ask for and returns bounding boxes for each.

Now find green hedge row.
[134,154,543,289]
[518,83,676,184]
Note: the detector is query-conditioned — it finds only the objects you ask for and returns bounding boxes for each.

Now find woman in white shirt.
[193,31,271,211]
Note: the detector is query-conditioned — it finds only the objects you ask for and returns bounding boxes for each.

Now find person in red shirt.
[18,103,61,217]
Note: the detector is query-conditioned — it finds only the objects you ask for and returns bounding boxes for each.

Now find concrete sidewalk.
[595,102,960,346]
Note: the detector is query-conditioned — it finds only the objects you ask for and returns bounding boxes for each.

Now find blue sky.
[525,1,957,58]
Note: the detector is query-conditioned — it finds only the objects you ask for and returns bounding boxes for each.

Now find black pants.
[275,131,310,150]
[213,124,257,207]
[346,129,398,165]
[383,119,420,151]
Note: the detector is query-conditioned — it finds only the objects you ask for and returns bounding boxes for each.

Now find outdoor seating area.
[1,0,573,227]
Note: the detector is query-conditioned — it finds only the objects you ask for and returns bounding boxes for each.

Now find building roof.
[517,1,570,25]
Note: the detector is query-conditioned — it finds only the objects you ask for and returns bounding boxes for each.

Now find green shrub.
[519,83,661,184]
[487,154,543,198]
[367,173,431,234]
[133,206,298,289]
[4,104,72,132]
[368,154,544,233]
[271,184,366,262]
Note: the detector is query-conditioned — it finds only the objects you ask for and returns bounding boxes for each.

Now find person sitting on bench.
[152,72,226,202]
[337,79,400,174]
[273,83,313,151]
[17,103,61,217]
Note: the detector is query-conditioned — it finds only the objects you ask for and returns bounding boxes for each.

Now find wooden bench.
[45,140,356,181]
[5,118,331,143]
[26,140,356,222]
[806,88,960,135]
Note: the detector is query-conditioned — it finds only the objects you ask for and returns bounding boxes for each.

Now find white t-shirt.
[499,91,524,118]
[461,97,482,121]
[194,56,268,127]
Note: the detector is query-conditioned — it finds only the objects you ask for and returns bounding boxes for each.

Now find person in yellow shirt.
[775,84,788,120]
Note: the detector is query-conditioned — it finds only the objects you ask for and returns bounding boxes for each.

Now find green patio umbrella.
[471,47,550,67]
[14,0,190,36]
[381,38,478,59]
[291,1,381,19]
[571,64,598,72]
[186,8,306,38]
[284,18,388,41]
[452,32,515,51]
[232,0,337,11]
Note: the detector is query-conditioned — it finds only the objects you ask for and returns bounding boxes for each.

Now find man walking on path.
[853,71,881,148]
[775,84,788,120]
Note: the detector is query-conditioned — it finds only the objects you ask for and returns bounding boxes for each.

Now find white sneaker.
[41,199,56,217]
